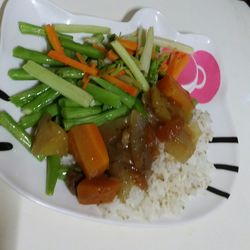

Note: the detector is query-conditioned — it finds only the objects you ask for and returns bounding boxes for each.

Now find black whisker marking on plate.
[209,137,238,143]
[0,89,10,101]
[214,164,239,172]
[206,186,230,199]
[0,142,13,151]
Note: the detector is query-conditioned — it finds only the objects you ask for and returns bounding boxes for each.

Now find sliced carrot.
[117,38,138,51]
[77,175,121,204]
[76,52,86,63]
[92,43,107,53]
[68,124,109,179]
[48,50,98,75]
[45,24,64,54]
[113,69,126,77]
[107,49,119,61]
[167,51,190,80]
[82,73,90,89]
[102,74,138,96]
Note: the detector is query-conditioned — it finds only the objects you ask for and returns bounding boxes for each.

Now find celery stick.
[111,40,149,92]
[23,61,94,108]
[136,26,145,58]
[154,37,194,54]
[140,27,154,75]
[54,24,110,34]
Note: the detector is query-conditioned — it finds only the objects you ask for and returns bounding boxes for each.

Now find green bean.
[19,103,59,129]
[61,106,102,119]
[46,155,61,195]
[58,165,81,180]
[86,83,121,108]
[8,68,36,80]
[58,166,70,180]
[10,83,50,107]
[8,67,82,81]
[13,46,62,66]
[0,111,44,160]
[58,97,82,108]
[60,39,105,59]
[19,22,73,40]
[21,88,60,114]
[55,67,83,79]
[63,105,128,130]
[91,76,136,108]
[64,48,76,59]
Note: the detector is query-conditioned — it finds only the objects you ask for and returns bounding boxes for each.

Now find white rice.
[98,109,214,221]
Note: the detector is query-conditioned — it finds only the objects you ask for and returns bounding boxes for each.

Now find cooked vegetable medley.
[0,21,200,205]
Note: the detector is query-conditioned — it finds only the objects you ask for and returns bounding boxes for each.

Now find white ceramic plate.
[0,0,239,225]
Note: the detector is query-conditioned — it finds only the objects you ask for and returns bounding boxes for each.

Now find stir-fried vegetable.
[0,21,198,205]
[23,61,94,107]
[45,24,64,54]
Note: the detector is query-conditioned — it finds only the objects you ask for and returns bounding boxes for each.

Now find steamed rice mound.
[99,109,214,221]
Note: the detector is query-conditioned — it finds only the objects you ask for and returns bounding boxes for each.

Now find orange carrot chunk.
[68,124,109,179]
[77,175,121,204]
[167,51,190,80]
[117,38,138,51]
[102,74,138,97]
[45,24,64,54]
[48,50,98,75]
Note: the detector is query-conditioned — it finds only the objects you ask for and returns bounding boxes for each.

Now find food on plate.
[0,21,214,221]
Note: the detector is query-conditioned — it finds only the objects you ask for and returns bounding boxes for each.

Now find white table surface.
[0,0,250,249]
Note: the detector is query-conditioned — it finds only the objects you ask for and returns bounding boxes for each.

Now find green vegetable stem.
[10,83,50,107]
[0,111,44,160]
[63,105,128,130]
[13,46,63,66]
[19,103,59,129]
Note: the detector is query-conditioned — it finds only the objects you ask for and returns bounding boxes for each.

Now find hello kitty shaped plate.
[0,0,239,225]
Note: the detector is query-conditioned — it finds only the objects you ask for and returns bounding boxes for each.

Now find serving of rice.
[98,109,214,221]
